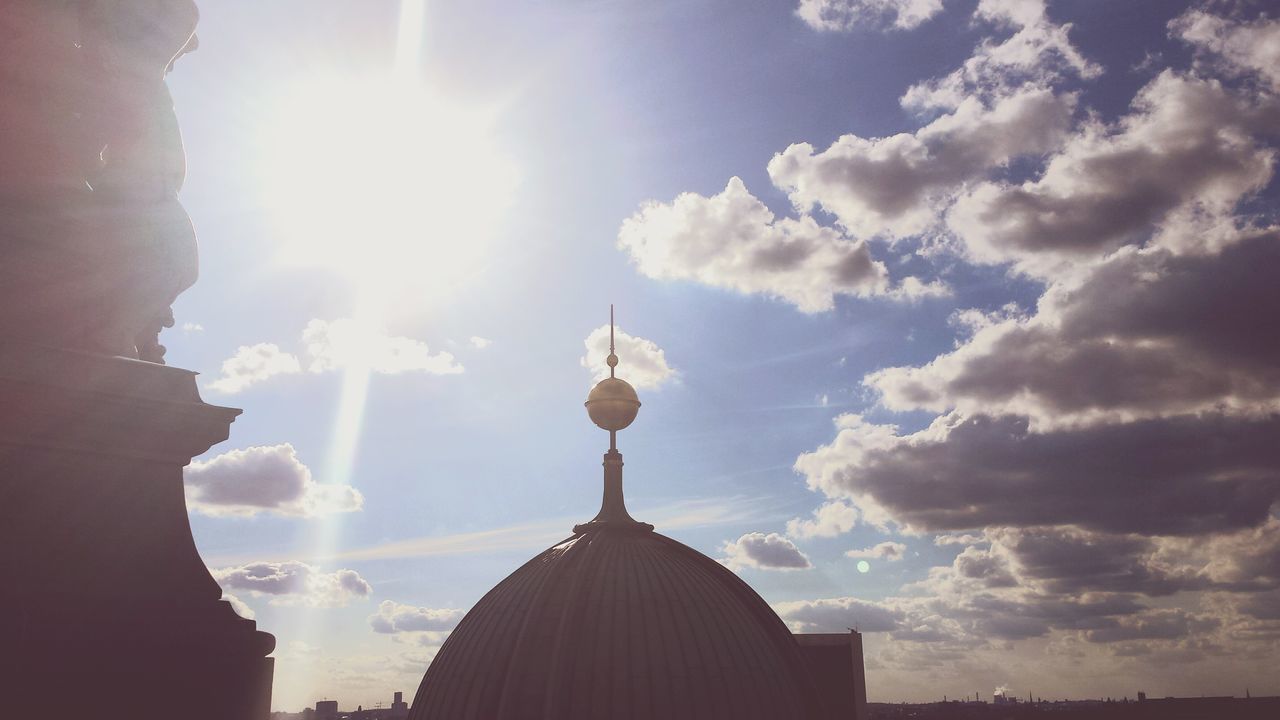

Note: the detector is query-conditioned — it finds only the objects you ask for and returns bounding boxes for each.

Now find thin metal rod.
[609,304,615,378]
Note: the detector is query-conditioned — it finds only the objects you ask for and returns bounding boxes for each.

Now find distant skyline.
[169,0,1280,710]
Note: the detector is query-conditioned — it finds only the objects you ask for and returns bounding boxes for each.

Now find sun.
[257,75,518,306]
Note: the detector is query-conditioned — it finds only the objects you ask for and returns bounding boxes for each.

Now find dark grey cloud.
[953,546,1017,588]
[962,591,1144,632]
[797,413,1280,536]
[774,596,903,633]
[993,527,1207,597]
[1238,591,1280,621]
[871,234,1280,426]
[1084,609,1219,643]
[1055,233,1280,375]
[899,544,1151,641]
[721,531,813,570]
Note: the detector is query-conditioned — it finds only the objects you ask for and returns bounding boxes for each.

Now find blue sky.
[167,0,1280,710]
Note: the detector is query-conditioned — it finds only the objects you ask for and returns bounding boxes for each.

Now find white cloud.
[946,72,1277,272]
[795,0,943,32]
[720,532,813,570]
[902,0,1101,112]
[846,541,908,561]
[205,343,301,394]
[182,322,204,333]
[369,600,463,636]
[303,318,463,375]
[212,561,372,607]
[581,324,676,390]
[786,501,859,539]
[1174,10,1280,91]
[619,177,944,313]
[934,533,985,547]
[184,444,363,518]
[223,592,256,620]
[206,318,463,394]
[469,336,492,349]
[770,87,1075,240]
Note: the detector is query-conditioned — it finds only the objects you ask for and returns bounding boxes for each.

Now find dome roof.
[406,524,825,720]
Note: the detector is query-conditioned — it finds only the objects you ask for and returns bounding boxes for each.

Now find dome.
[407,308,826,719]
[406,524,826,720]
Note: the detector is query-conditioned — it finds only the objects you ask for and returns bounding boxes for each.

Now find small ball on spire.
[606,353,619,369]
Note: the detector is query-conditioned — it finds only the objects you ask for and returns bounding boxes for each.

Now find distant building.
[993,692,1017,705]
[343,691,410,720]
[316,700,338,720]
[796,632,869,719]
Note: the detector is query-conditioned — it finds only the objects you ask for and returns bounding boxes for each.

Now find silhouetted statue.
[0,4,274,718]
[0,0,200,362]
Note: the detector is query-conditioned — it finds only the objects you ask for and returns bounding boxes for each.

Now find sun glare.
[258,77,518,305]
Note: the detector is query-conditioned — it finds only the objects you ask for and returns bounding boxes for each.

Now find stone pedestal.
[0,342,274,719]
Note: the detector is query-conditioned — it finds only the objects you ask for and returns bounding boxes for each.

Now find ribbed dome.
[407,525,825,720]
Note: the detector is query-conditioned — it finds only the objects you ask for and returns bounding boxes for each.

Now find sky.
[165,0,1280,710]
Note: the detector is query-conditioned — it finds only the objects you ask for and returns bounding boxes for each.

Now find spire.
[577,306,650,533]
[608,304,618,379]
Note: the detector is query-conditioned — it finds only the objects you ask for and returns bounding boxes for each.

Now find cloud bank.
[638,4,1280,681]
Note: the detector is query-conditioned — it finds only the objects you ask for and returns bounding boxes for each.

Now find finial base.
[572,519,654,534]
[573,449,651,534]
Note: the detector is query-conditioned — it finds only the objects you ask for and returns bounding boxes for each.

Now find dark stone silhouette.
[0,345,275,718]
[0,2,274,717]
[0,0,201,362]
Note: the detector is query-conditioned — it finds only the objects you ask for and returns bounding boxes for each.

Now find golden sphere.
[585,377,641,432]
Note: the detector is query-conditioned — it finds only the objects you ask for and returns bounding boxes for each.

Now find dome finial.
[586,305,640,450]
